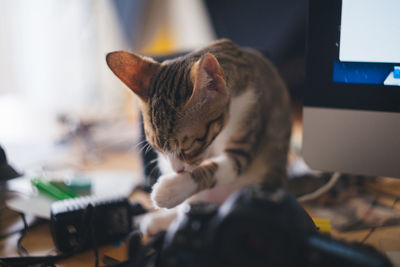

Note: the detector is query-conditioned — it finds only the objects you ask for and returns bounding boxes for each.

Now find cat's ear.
[106,51,159,101]
[190,53,226,95]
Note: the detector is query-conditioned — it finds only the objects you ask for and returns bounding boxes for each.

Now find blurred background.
[0,0,307,173]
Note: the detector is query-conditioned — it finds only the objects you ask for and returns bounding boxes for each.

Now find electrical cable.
[16,213,29,256]
[0,200,148,267]
[297,172,341,203]
[361,197,399,244]
[0,253,73,267]
[0,219,43,241]
[0,216,98,267]
[0,229,23,240]
[102,255,121,265]
[1,205,102,266]
[0,208,43,240]
[360,226,377,244]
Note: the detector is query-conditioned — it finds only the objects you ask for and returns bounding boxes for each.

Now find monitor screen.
[304,0,400,178]
[305,0,400,113]
[333,0,400,87]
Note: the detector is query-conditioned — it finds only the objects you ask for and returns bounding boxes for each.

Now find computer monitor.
[303,0,400,178]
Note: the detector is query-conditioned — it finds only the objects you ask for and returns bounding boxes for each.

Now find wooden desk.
[1,151,400,266]
[0,151,144,266]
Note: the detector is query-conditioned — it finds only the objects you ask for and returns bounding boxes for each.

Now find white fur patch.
[207,89,257,183]
[151,172,198,209]
[211,89,257,155]
[158,153,192,174]
[157,153,174,174]
[138,208,178,236]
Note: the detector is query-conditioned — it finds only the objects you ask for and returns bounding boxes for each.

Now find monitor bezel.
[305,0,400,113]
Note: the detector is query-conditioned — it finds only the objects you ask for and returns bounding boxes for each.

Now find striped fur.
[106,39,291,210]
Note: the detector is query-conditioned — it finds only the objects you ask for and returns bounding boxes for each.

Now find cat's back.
[191,39,286,97]
[195,38,275,71]
[161,38,288,110]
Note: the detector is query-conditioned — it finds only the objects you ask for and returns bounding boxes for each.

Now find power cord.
[0,210,42,241]
[297,172,341,203]
[0,205,101,267]
[360,197,399,244]
[0,200,148,267]
[16,213,29,256]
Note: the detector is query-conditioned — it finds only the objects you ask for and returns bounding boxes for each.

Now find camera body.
[160,202,219,267]
[159,185,317,267]
[155,184,392,267]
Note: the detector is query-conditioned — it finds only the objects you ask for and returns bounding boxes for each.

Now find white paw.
[151,172,198,209]
[138,210,177,236]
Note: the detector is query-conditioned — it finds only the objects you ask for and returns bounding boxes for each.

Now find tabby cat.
[106,39,291,235]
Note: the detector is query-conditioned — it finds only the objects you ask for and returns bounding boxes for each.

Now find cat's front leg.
[152,155,237,209]
[138,207,178,236]
[151,172,198,209]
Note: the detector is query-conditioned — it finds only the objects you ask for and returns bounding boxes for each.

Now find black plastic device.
[0,145,20,181]
[155,185,392,267]
[50,196,133,253]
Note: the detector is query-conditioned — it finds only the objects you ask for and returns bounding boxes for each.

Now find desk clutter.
[5,170,139,220]
[1,123,399,266]
[0,183,394,267]
[305,176,400,232]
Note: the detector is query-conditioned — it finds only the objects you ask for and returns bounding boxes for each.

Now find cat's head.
[106,51,230,170]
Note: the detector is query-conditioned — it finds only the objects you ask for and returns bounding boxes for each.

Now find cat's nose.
[176,167,185,173]
[173,165,185,173]
[171,158,186,173]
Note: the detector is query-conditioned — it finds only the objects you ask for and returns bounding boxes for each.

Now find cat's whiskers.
[137,143,149,154]
[143,158,157,169]
[148,164,160,178]
[142,157,160,179]
[134,139,147,149]
[135,140,153,155]
[144,143,153,154]
[149,158,159,164]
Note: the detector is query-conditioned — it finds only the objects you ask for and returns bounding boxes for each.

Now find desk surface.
[0,151,144,266]
[1,142,400,266]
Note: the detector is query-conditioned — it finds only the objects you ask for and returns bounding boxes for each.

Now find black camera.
[151,184,392,267]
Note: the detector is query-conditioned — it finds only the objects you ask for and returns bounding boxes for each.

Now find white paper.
[6,170,140,219]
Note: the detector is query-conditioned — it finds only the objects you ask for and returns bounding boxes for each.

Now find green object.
[64,175,92,194]
[49,181,78,198]
[31,178,77,200]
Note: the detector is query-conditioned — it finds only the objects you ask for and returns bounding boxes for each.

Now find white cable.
[297,172,341,203]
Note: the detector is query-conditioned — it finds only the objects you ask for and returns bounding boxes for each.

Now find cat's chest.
[209,89,256,156]
[210,125,229,156]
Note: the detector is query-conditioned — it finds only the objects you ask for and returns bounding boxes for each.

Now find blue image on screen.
[333,61,400,86]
